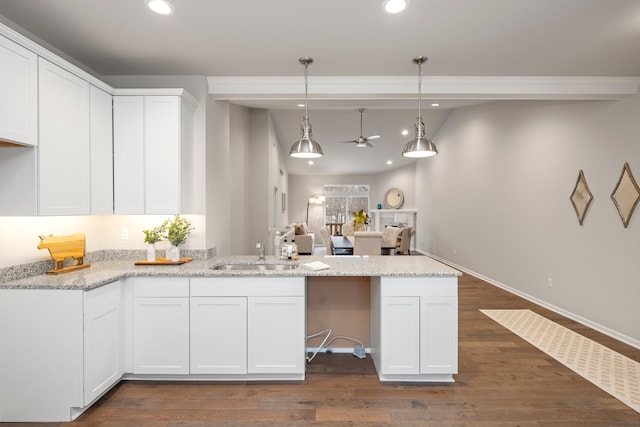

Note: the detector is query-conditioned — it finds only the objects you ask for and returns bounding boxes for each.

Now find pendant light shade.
[290,57,323,158]
[402,56,438,158]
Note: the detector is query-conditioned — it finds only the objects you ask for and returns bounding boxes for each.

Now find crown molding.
[0,21,114,93]
[208,75,640,101]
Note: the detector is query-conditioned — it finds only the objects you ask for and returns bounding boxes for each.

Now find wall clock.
[383,188,404,209]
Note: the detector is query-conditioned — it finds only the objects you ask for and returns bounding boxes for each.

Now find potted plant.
[351,209,369,232]
[142,224,166,261]
[162,214,194,261]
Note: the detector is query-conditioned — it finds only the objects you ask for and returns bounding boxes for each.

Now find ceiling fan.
[338,108,380,148]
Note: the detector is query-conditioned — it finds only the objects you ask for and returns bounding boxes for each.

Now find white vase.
[146,243,156,262]
[168,245,180,262]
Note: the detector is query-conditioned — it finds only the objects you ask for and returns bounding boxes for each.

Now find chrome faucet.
[256,242,265,261]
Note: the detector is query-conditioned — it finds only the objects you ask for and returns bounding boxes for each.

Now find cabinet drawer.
[133,277,189,297]
[191,277,305,297]
[84,281,121,313]
[380,277,457,297]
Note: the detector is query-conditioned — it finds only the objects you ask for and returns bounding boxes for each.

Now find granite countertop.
[0,255,462,291]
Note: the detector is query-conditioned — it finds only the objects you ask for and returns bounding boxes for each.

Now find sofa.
[290,222,315,255]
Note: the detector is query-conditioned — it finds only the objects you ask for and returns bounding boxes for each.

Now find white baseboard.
[420,250,640,351]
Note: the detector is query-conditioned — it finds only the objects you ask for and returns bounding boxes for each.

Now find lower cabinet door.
[420,296,458,374]
[133,297,189,374]
[190,297,247,374]
[83,281,123,405]
[380,296,420,375]
[247,296,305,374]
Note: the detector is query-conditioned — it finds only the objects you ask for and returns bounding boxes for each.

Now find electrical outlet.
[120,228,129,240]
[453,248,457,255]
[547,277,553,288]
[353,345,366,359]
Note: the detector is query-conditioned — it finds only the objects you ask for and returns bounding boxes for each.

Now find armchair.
[291,222,314,255]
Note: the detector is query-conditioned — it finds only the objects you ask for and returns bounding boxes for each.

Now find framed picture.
[570,170,593,226]
[611,162,640,228]
[282,192,287,213]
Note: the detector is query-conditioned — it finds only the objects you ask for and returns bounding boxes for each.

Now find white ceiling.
[1,0,639,175]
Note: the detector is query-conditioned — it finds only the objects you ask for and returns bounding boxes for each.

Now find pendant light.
[402,56,438,158]
[289,57,323,158]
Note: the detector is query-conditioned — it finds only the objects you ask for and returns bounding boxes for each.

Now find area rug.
[480,309,640,413]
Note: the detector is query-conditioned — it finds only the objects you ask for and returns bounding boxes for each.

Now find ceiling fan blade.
[366,135,381,141]
[337,140,358,144]
[366,141,376,148]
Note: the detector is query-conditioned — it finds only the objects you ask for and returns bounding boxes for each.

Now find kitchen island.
[0,254,461,422]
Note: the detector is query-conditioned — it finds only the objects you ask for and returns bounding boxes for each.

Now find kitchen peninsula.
[0,254,461,422]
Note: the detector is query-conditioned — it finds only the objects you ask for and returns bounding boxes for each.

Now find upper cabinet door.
[38,58,91,215]
[90,86,114,215]
[113,93,195,215]
[0,34,38,146]
[144,96,181,214]
[113,96,144,214]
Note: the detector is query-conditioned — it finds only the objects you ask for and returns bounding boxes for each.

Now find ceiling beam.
[208,76,640,101]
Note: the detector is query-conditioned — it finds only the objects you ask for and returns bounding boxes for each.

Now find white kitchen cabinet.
[89,86,114,214]
[38,57,91,215]
[0,34,38,146]
[190,297,247,374]
[371,277,458,382]
[0,289,83,422]
[378,296,421,375]
[132,278,190,375]
[83,281,124,405]
[247,296,306,375]
[190,277,306,379]
[420,296,458,374]
[113,91,196,214]
[113,96,144,214]
[0,144,37,215]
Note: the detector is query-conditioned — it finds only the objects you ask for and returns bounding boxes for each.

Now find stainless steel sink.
[211,263,298,271]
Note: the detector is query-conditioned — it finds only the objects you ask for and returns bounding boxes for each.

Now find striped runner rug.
[480,309,640,413]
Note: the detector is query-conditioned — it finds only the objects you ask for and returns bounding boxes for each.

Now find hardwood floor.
[17,273,640,426]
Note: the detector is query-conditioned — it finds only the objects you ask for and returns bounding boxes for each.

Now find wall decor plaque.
[383,188,404,209]
[611,162,640,228]
[570,170,593,226]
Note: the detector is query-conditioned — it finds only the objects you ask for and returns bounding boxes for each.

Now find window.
[323,185,369,225]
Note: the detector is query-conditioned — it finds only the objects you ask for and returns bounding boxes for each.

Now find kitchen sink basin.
[211,263,298,271]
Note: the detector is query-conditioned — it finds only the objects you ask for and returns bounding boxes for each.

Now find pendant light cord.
[304,59,309,122]
[417,60,422,119]
[416,57,425,121]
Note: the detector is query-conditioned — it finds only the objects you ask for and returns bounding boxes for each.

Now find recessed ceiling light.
[387,160,393,165]
[297,103,306,108]
[308,160,314,165]
[145,0,174,15]
[431,103,440,107]
[382,0,408,14]
[401,129,409,136]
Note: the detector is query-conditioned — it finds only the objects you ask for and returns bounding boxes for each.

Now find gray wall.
[417,97,640,346]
